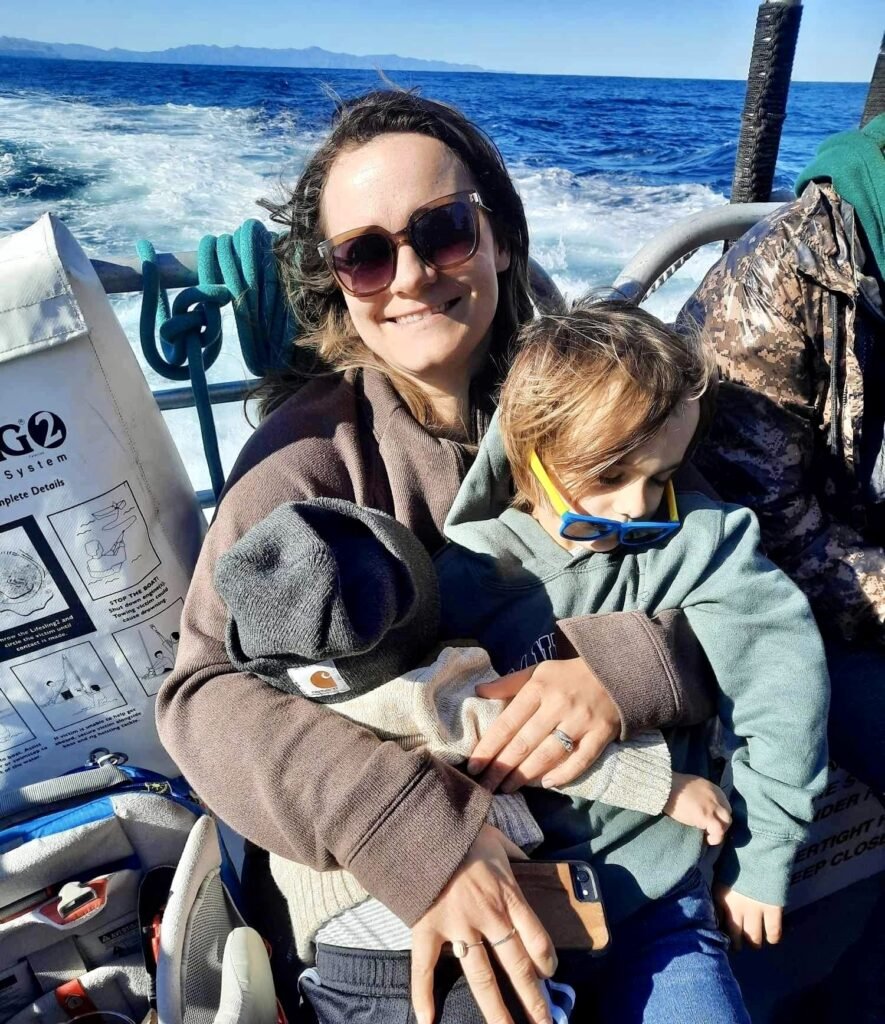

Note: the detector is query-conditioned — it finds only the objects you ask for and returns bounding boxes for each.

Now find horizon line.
[0,52,869,86]
[0,35,870,85]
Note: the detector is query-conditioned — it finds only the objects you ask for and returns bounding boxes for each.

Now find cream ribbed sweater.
[270,645,671,960]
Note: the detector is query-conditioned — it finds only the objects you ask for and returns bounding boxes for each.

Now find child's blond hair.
[500,300,717,511]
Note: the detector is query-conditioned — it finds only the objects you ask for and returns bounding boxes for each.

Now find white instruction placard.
[0,215,205,787]
[787,766,885,909]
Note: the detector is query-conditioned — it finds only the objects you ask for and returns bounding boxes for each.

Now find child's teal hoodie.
[436,412,829,924]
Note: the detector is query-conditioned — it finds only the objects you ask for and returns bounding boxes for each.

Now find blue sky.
[1,0,879,80]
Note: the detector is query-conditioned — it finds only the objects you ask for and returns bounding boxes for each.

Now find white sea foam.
[1,89,728,493]
[0,94,317,252]
[509,162,726,317]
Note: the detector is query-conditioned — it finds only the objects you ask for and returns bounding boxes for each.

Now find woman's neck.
[413,334,491,440]
[418,377,472,440]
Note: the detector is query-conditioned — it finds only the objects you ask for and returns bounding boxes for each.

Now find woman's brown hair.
[257,89,534,429]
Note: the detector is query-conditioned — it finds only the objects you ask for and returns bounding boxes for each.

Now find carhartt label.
[287,661,350,697]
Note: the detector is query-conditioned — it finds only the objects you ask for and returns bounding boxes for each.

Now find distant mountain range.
[0,36,484,73]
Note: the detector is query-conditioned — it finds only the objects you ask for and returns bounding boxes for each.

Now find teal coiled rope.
[136,220,291,502]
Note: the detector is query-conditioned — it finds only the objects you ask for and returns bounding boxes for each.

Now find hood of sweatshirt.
[442,410,601,582]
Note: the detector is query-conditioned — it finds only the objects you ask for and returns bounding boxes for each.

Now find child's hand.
[713,885,783,950]
[663,772,732,845]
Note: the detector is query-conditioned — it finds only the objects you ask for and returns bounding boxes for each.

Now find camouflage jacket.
[679,182,885,643]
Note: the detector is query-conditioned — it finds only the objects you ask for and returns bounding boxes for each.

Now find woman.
[157,90,714,1024]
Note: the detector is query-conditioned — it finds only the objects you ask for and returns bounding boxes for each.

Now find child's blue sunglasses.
[529,451,681,546]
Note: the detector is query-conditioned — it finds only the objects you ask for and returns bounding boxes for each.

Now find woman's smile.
[387,297,461,325]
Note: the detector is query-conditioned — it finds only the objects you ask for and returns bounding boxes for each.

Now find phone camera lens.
[575,868,590,884]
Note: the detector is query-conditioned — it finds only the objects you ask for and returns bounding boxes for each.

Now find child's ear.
[495,243,511,274]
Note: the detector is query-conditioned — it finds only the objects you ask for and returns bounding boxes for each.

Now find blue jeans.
[580,867,750,1023]
[299,869,748,1024]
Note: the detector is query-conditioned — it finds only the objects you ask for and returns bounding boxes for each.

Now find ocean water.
[0,58,868,491]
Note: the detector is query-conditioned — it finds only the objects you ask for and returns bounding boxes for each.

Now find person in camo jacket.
[678,114,885,792]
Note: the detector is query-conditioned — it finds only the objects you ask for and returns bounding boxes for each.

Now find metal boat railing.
[611,202,781,303]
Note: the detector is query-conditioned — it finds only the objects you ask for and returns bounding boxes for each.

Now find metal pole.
[861,32,885,127]
[729,0,803,205]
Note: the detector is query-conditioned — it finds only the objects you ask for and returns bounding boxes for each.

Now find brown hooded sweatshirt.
[156,367,713,924]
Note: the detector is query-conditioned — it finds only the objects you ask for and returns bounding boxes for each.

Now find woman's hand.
[411,824,557,1024]
[713,884,783,951]
[466,658,622,793]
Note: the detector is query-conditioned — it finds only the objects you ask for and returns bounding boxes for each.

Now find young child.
[435,301,830,1018]
[213,495,730,964]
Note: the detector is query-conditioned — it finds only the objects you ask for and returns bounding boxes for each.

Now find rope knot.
[158,284,228,369]
[135,223,293,500]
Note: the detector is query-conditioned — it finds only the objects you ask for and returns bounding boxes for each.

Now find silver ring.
[490,926,518,948]
[552,728,575,754]
[451,938,484,958]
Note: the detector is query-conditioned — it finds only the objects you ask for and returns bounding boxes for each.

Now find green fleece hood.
[796,113,885,278]
[443,409,514,549]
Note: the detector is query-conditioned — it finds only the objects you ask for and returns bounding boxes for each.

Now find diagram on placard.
[11,642,126,731]
[112,599,183,696]
[47,483,160,601]
[0,528,68,625]
[0,688,34,752]
[0,518,95,664]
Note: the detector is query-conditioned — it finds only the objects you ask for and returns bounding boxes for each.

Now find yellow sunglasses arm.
[531,451,679,524]
[665,479,678,521]
[529,451,570,517]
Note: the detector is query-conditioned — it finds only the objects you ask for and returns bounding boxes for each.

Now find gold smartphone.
[511,860,610,954]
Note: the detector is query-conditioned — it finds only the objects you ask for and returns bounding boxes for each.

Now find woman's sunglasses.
[529,451,681,546]
[318,191,490,297]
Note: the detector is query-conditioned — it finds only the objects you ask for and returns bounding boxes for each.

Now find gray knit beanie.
[214,498,440,702]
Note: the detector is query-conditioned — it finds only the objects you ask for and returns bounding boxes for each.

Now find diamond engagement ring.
[552,728,575,754]
[451,938,484,958]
